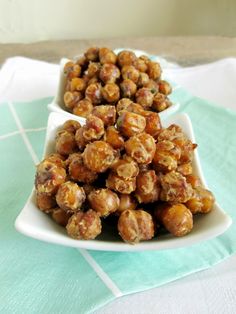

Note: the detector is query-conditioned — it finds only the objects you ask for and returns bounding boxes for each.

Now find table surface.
[1,36,236,314]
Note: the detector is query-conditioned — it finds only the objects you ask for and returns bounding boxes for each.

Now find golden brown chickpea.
[73,99,93,118]
[83,141,118,173]
[160,171,193,203]
[141,111,162,138]
[117,111,146,138]
[116,100,144,116]
[64,91,83,110]
[104,126,125,150]
[137,72,149,88]
[121,65,139,83]
[185,187,215,214]
[120,79,137,98]
[155,203,193,237]
[85,83,102,105]
[75,127,87,151]
[135,170,160,204]
[82,115,105,141]
[76,56,88,69]
[66,209,102,240]
[84,47,99,62]
[145,79,159,94]
[102,83,120,103]
[134,57,148,72]
[116,98,133,114]
[125,132,156,164]
[56,181,86,213]
[92,105,116,126]
[51,207,71,227]
[153,140,181,173]
[99,63,120,84]
[118,209,154,243]
[35,160,66,195]
[152,93,171,112]
[87,62,101,78]
[185,175,202,188]
[69,77,86,92]
[106,172,136,194]
[116,194,137,215]
[64,62,81,79]
[62,120,81,134]
[177,163,193,176]
[44,153,65,168]
[111,157,139,179]
[158,80,172,95]
[117,50,137,67]
[135,88,154,109]
[68,153,98,184]
[147,61,162,80]
[99,47,117,64]
[88,188,120,217]
[55,130,77,156]
[36,192,56,213]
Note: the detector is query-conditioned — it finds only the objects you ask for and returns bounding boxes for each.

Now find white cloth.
[1,56,236,314]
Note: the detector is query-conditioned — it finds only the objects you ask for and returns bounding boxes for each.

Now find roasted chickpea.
[82,115,105,141]
[92,105,116,126]
[55,130,77,156]
[64,62,81,79]
[145,79,159,94]
[158,80,172,95]
[69,77,86,92]
[35,160,66,195]
[99,47,117,64]
[121,65,139,83]
[75,127,87,151]
[85,83,102,105]
[102,83,120,103]
[137,72,149,88]
[83,141,118,173]
[56,181,86,213]
[135,88,154,109]
[185,175,202,188]
[116,194,137,215]
[66,209,102,240]
[147,61,162,80]
[44,153,65,168]
[160,171,193,203]
[153,140,181,173]
[141,111,162,138]
[135,170,160,203]
[116,100,143,116]
[73,99,93,118]
[120,79,137,98]
[87,62,101,78]
[185,187,215,214]
[68,153,98,184]
[104,126,125,150]
[36,192,56,213]
[51,207,71,227]
[62,120,81,134]
[64,91,83,110]
[155,203,193,237]
[118,209,154,243]
[117,111,146,138]
[152,93,170,112]
[134,57,148,72]
[117,50,137,67]
[76,56,88,69]
[84,47,99,62]
[116,98,133,114]
[106,172,136,194]
[88,188,120,217]
[111,157,139,179]
[99,63,120,83]
[125,132,156,164]
[177,163,193,176]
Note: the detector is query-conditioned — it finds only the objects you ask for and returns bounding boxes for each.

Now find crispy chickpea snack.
[63,47,173,117]
[33,47,216,245]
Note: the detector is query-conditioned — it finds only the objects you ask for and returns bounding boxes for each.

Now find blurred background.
[0,0,235,43]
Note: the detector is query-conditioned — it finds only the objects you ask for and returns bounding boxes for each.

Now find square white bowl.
[15,112,232,252]
[48,49,180,120]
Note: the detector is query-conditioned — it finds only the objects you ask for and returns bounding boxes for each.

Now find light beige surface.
[0,36,236,66]
[0,0,235,43]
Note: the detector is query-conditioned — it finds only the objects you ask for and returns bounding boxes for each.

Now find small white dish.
[15,112,232,251]
[48,51,180,120]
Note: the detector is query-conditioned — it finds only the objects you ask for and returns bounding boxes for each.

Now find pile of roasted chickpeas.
[34,48,215,244]
[63,47,172,117]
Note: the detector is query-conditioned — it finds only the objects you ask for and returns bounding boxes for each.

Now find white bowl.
[15,112,232,252]
[48,51,180,120]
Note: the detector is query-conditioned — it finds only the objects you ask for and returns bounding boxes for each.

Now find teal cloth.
[0,89,236,313]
